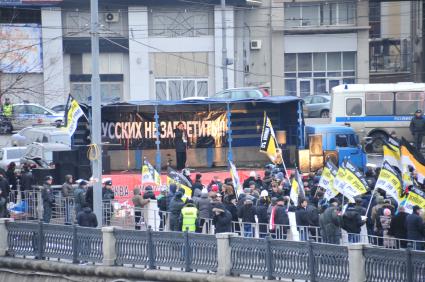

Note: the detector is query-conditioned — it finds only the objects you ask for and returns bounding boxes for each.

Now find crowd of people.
[142,167,425,250]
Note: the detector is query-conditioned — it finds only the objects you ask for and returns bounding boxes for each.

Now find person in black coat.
[20,164,34,194]
[0,174,9,217]
[143,186,156,200]
[405,206,425,250]
[342,203,364,243]
[212,204,232,233]
[272,197,290,239]
[237,199,256,237]
[41,176,55,223]
[256,195,270,238]
[77,205,98,227]
[174,122,187,170]
[409,109,425,150]
[296,199,311,241]
[168,191,185,231]
[388,206,409,248]
[192,173,203,191]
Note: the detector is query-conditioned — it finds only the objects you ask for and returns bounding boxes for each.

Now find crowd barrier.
[1,220,425,282]
[5,191,425,251]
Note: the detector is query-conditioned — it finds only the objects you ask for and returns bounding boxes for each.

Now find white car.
[9,103,63,131]
[0,146,27,170]
[12,126,71,147]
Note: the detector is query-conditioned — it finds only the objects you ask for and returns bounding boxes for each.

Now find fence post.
[72,224,78,264]
[37,221,44,259]
[308,240,316,282]
[0,218,14,256]
[102,226,117,266]
[406,247,413,282]
[348,244,367,282]
[147,226,155,269]
[216,232,238,276]
[184,228,192,272]
[265,235,274,280]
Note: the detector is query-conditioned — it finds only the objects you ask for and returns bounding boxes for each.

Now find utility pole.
[221,0,228,90]
[90,0,103,226]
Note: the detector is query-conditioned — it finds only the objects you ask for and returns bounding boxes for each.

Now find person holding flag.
[318,159,339,202]
[167,167,193,198]
[141,160,161,187]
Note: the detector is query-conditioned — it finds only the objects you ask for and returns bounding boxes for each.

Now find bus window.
[346,98,362,116]
[336,134,348,147]
[395,92,425,115]
[365,92,394,116]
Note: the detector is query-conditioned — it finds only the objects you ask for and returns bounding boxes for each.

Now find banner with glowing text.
[63,95,84,136]
[259,112,280,163]
[341,160,368,203]
[101,108,228,150]
[375,160,403,204]
[319,160,339,200]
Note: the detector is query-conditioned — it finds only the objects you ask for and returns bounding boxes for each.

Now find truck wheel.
[368,132,388,153]
[320,110,329,118]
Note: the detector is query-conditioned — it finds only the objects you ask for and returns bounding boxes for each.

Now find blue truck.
[305,125,368,172]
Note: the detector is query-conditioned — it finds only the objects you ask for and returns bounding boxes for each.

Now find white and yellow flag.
[229,161,243,197]
[375,160,403,204]
[260,112,280,164]
[62,95,84,136]
[319,160,339,201]
[342,160,368,203]
[383,137,401,170]
[141,160,161,186]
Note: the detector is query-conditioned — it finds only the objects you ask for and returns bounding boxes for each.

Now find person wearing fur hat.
[212,204,232,233]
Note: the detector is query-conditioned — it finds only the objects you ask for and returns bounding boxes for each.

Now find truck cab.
[305,125,367,171]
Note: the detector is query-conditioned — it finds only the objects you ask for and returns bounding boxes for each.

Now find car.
[303,95,331,118]
[212,87,270,100]
[51,104,66,116]
[9,103,64,131]
[0,146,27,171]
[11,126,71,147]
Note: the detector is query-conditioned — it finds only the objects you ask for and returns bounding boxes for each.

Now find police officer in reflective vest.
[2,98,12,118]
[180,199,198,232]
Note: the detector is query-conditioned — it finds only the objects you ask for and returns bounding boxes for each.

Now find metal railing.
[230,236,349,281]
[364,246,425,282]
[7,221,103,264]
[342,233,425,252]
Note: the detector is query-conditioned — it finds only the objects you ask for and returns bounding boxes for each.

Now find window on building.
[285,2,356,28]
[395,92,425,116]
[365,92,394,116]
[284,52,356,96]
[346,98,362,116]
[148,7,213,37]
[155,78,208,100]
[0,8,41,24]
[71,82,122,104]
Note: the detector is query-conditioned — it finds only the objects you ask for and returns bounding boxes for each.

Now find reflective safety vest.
[2,104,12,117]
[181,205,198,232]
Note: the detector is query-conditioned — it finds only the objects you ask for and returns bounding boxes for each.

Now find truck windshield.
[336,134,358,148]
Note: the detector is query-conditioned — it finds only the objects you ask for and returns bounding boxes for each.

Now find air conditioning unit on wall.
[250,40,262,50]
[105,12,119,23]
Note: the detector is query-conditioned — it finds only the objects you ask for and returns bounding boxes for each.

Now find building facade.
[6,0,421,107]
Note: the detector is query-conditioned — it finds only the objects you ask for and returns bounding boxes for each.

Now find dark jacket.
[74,186,86,213]
[157,194,168,212]
[405,213,425,241]
[77,207,98,227]
[319,206,342,244]
[213,209,232,233]
[243,177,256,189]
[85,186,93,210]
[168,196,185,231]
[295,207,311,227]
[256,199,269,224]
[388,212,408,239]
[61,182,74,198]
[192,180,203,192]
[237,200,256,223]
[143,190,156,200]
[0,177,10,200]
[410,116,425,134]
[342,206,363,234]
[224,202,238,222]
[174,128,187,152]
[273,204,290,235]
[196,192,212,219]
[102,187,115,200]
[6,169,16,190]
[41,184,55,207]
[20,171,34,191]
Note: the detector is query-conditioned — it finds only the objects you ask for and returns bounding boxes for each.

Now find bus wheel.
[368,132,388,153]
